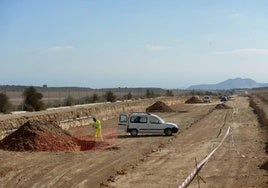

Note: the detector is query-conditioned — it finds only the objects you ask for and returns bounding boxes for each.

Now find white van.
[118,112,179,136]
[203,96,211,103]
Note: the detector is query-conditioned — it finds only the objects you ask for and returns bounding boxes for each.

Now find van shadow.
[118,134,169,139]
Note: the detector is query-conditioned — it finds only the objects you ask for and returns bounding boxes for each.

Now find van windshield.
[154,116,165,123]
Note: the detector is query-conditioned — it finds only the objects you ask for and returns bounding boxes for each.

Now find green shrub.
[23,86,45,111]
[0,93,12,113]
[92,93,99,103]
[146,89,155,98]
[166,90,174,96]
[104,90,116,102]
[64,95,75,106]
[125,92,132,100]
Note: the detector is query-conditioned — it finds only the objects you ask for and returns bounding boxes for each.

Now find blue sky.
[1,0,268,88]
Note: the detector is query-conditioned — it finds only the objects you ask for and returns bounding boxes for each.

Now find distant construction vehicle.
[203,95,211,103]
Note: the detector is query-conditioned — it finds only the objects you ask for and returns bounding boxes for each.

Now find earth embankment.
[0,97,185,136]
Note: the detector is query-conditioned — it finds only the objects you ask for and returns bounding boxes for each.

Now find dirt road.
[0,96,267,188]
[108,97,268,188]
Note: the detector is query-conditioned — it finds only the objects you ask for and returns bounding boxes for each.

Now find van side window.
[139,116,147,123]
[119,115,127,122]
[130,116,140,123]
[150,116,160,124]
[130,116,147,123]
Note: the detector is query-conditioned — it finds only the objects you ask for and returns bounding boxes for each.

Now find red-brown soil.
[0,121,80,151]
[0,120,114,152]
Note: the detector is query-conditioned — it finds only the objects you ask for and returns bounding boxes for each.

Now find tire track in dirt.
[108,106,229,187]
[186,97,267,188]
[108,97,267,188]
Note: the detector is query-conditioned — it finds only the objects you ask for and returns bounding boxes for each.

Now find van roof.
[130,112,151,116]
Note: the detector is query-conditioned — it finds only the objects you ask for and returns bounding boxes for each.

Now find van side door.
[118,114,128,131]
[129,115,148,133]
[148,116,164,133]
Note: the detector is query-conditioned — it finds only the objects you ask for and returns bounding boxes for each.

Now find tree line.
[0,86,174,113]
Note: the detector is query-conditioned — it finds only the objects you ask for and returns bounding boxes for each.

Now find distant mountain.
[188,78,268,90]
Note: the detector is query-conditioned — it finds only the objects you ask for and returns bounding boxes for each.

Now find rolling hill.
[188,78,268,90]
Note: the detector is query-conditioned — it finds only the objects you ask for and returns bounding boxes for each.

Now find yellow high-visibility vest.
[93,120,101,129]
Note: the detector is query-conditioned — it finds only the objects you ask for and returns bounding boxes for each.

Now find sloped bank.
[249,95,268,126]
[249,94,268,171]
[0,97,184,136]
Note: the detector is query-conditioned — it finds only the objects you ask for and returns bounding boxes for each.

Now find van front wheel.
[164,128,172,136]
[130,129,138,137]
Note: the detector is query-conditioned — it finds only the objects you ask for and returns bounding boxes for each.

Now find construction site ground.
[0,96,267,187]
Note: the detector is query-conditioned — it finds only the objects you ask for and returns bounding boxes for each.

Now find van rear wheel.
[130,129,138,137]
[164,128,172,136]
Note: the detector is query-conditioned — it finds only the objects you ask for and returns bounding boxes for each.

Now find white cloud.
[215,48,268,56]
[229,12,246,20]
[45,45,75,53]
[145,44,171,51]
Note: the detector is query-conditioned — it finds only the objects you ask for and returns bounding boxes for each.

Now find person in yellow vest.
[92,117,104,142]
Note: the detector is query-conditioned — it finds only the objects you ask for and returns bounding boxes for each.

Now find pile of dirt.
[185,96,203,104]
[215,103,232,110]
[260,161,268,171]
[146,101,175,113]
[0,121,80,152]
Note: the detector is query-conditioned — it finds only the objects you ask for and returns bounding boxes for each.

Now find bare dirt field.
[0,96,267,188]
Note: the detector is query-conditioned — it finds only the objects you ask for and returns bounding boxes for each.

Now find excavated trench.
[0,99,182,152]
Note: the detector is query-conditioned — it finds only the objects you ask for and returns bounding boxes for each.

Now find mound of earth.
[185,96,203,104]
[146,101,175,112]
[215,103,232,110]
[260,161,268,171]
[0,121,80,152]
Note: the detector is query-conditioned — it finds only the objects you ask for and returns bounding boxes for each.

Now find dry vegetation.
[0,85,234,112]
